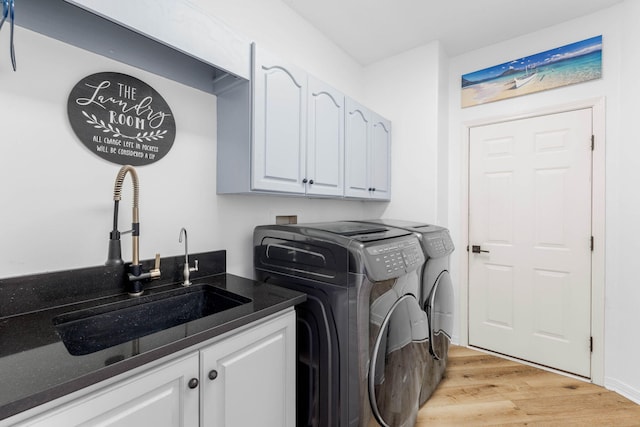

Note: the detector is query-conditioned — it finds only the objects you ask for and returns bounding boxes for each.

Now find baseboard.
[451,334,460,346]
[605,377,640,405]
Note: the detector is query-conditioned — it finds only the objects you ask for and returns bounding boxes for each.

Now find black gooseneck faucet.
[106,165,160,295]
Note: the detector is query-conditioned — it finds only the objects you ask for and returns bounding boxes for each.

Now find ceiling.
[281,0,622,65]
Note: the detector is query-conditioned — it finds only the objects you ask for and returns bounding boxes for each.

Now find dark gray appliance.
[254,221,429,427]
[358,219,455,404]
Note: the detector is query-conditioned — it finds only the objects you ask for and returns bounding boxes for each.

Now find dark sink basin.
[53,284,252,356]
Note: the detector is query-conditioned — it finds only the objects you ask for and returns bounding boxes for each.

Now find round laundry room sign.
[67,72,176,166]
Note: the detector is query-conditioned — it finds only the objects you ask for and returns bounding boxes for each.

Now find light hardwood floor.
[417,345,640,426]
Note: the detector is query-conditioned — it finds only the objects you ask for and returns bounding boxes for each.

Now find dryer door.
[427,270,454,359]
[369,291,428,427]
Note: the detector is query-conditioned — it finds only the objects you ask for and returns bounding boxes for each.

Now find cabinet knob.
[371,188,376,192]
[208,370,218,380]
[309,179,314,185]
[188,378,199,389]
[302,178,308,184]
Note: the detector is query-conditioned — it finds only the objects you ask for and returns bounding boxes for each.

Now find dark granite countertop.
[0,251,306,421]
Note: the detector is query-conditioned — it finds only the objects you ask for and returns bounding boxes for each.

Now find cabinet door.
[253,49,307,193]
[369,114,392,200]
[344,98,371,198]
[307,76,344,197]
[201,311,296,427]
[18,354,199,427]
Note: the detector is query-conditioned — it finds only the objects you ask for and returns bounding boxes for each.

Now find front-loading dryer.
[358,219,455,403]
[254,221,429,426]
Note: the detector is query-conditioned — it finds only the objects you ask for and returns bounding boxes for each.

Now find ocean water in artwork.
[462,46,602,107]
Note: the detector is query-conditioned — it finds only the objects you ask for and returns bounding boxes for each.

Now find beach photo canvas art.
[461,35,602,108]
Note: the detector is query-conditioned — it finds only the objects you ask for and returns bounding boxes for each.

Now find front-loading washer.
[358,219,455,403]
[254,221,429,426]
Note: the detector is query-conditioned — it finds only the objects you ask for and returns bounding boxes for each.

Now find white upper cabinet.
[64,0,251,79]
[306,76,345,197]
[217,44,390,200]
[345,99,391,200]
[252,48,308,193]
[345,98,371,198]
[218,46,348,197]
[252,51,344,197]
[369,113,392,200]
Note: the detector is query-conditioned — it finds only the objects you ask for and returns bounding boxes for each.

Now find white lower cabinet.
[15,354,200,427]
[200,310,296,427]
[11,310,295,427]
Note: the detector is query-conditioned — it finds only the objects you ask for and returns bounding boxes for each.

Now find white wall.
[0,27,223,277]
[436,45,450,226]
[363,42,443,223]
[447,1,640,403]
[607,0,640,403]
[0,1,390,281]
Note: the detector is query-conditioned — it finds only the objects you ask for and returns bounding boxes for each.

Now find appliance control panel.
[423,230,455,259]
[364,238,425,281]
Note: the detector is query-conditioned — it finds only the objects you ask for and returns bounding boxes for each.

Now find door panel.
[307,76,344,196]
[253,49,307,193]
[201,312,295,427]
[22,354,199,427]
[370,116,391,200]
[468,108,592,377]
[344,99,370,198]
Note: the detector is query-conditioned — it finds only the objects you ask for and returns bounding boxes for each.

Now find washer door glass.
[369,293,428,427]
[427,270,454,359]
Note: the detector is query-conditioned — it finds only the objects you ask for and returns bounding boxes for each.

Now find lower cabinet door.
[200,311,296,427]
[18,354,199,427]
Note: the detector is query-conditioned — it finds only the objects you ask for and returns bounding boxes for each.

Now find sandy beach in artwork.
[462,72,558,107]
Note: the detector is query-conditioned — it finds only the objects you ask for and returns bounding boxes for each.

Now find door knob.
[471,245,490,254]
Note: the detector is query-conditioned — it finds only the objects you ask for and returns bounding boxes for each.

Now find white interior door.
[468,108,593,378]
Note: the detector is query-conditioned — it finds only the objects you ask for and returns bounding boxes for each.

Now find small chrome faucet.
[179,227,198,286]
[106,165,161,295]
